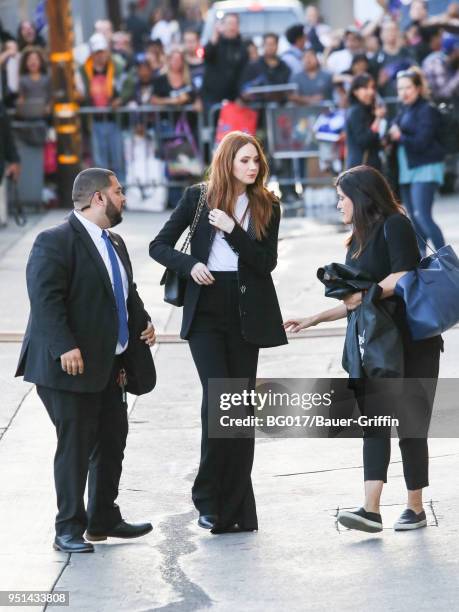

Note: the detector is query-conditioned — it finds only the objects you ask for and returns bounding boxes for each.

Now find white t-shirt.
[207,193,250,272]
[150,20,180,52]
[327,48,353,75]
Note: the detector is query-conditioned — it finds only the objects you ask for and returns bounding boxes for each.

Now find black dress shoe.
[197,514,217,530]
[211,523,257,534]
[86,520,153,541]
[53,535,94,553]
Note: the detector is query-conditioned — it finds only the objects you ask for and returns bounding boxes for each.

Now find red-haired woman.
[150,131,287,533]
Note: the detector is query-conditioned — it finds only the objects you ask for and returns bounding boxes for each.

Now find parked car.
[201,0,305,54]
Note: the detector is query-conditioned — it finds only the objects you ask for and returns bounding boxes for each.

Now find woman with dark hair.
[345,73,386,170]
[389,68,445,256]
[17,46,51,119]
[150,131,287,533]
[284,165,442,534]
[16,20,46,51]
[245,40,259,63]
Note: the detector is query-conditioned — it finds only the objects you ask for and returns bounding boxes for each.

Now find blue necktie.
[101,231,129,347]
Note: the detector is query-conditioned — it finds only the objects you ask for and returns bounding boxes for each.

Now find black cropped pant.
[355,336,441,491]
[188,272,259,531]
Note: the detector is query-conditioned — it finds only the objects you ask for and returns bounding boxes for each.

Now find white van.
[201,0,305,53]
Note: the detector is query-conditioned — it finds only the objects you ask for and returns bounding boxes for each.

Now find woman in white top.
[150,132,287,533]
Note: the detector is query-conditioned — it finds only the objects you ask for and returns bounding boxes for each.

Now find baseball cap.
[345,26,362,38]
[89,33,109,53]
[442,34,459,55]
[134,52,149,66]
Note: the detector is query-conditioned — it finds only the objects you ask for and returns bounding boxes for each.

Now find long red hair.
[206,131,279,240]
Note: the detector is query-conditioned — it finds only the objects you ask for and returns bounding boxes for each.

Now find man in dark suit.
[16,168,157,553]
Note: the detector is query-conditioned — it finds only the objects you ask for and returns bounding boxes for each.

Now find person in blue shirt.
[389,67,446,256]
[281,24,307,76]
[289,48,334,105]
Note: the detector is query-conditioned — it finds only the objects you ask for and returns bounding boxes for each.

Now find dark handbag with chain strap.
[160,183,207,306]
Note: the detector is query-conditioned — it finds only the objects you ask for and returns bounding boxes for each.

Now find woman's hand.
[5,162,20,181]
[283,315,319,333]
[375,104,386,119]
[342,291,363,311]
[191,262,215,285]
[208,209,235,233]
[389,124,401,141]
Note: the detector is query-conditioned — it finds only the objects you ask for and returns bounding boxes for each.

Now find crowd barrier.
[7,96,457,214]
[80,96,402,205]
[208,98,343,197]
[10,118,48,211]
[78,105,206,211]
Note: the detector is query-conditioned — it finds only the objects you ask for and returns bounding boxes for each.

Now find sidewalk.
[0,197,458,611]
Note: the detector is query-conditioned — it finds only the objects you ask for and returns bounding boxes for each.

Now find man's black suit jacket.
[15,212,156,395]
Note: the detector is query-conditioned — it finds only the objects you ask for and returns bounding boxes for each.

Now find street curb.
[0,329,349,344]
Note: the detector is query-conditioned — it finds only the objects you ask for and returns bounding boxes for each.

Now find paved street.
[0,197,458,611]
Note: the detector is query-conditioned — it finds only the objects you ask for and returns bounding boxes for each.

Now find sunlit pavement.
[1,195,458,611]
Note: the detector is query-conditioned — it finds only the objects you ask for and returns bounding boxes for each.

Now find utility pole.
[46,0,80,207]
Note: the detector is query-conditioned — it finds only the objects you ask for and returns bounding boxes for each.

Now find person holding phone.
[345,73,386,170]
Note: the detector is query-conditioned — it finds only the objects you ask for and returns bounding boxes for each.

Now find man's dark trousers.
[37,357,128,538]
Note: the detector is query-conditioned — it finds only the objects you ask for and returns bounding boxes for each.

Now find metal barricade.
[207,99,339,200]
[204,96,415,214]
[75,95,459,211]
[10,118,48,210]
[78,105,206,210]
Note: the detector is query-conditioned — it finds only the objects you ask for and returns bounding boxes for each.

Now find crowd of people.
[6,1,459,553]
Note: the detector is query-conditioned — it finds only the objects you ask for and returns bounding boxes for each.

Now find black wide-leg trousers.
[37,357,128,537]
[188,272,259,531]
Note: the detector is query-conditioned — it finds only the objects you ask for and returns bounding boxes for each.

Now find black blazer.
[149,184,288,348]
[15,212,156,395]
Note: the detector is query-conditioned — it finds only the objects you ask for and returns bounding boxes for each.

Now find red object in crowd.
[215,102,258,145]
[44,140,58,175]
